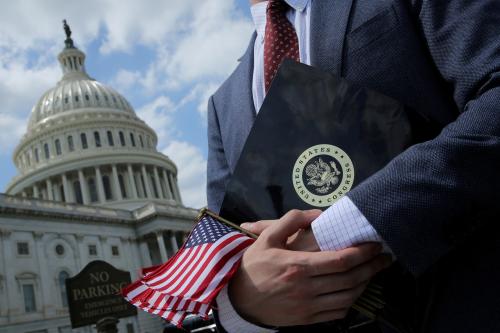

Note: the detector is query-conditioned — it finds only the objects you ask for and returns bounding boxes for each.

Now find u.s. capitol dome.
[7,30,182,211]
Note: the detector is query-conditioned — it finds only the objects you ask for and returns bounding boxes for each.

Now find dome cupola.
[58,20,89,80]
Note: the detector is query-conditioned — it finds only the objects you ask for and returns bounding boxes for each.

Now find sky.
[0,0,254,209]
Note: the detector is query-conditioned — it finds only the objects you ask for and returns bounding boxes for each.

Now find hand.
[230,210,391,327]
[241,209,322,252]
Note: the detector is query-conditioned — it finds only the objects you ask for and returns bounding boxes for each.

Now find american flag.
[122,212,255,327]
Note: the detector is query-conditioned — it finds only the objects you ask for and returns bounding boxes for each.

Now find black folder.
[220,59,417,223]
[218,60,433,333]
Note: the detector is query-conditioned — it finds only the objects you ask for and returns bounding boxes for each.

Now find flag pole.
[198,208,259,239]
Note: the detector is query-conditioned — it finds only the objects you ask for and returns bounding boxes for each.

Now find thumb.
[266,209,322,247]
[241,220,274,235]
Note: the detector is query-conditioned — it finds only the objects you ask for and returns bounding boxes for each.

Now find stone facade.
[0,195,197,333]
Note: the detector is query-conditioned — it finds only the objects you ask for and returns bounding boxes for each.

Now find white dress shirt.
[216,1,390,332]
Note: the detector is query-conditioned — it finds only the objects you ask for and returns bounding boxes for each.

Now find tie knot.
[267,0,289,14]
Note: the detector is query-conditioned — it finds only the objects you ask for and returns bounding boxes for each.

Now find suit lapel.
[236,33,257,118]
[310,0,353,76]
[220,33,257,170]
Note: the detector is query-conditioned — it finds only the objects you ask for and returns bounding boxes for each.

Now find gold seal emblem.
[292,144,355,207]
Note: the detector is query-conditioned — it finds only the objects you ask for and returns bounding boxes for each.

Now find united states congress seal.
[292,144,354,207]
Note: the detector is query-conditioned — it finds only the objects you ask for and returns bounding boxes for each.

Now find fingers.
[287,227,321,252]
[305,243,383,276]
[313,282,368,312]
[309,309,350,325]
[241,220,274,235]
[265,209,323,246]
[310,254,391,294]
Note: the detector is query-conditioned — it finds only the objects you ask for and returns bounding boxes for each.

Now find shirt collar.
[251,0,310,39]
[286,0,310,12]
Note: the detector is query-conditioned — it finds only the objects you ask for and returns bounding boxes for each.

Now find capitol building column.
[139,240,152,267]
[33,184,39,199]
[156,231,168,262]
[61,173,72,203]
[111,164,123,201]
[46,178,54,200]
[170,232,179,253]
[95,166,106,204]
[127,164,138,199]
[162,169,173,200]
[78,169,90,205]
[141,164,153,199]
[168,172,180,202]
[153,167,164,199]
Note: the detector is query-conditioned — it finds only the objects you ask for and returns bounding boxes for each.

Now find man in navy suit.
[207,0,500,332]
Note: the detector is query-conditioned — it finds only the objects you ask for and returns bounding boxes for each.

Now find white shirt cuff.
[311,196,393,254]
[216,284,277,333]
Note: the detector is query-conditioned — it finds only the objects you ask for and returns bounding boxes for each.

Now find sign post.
[66,260,137,329]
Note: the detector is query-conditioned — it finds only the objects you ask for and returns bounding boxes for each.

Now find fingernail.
[241,223,251,230]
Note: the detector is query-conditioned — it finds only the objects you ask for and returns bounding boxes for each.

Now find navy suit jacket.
[207,0,500,332]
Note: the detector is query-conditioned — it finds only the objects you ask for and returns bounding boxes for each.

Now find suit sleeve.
[207,95,232,213]
[347,0,500,276]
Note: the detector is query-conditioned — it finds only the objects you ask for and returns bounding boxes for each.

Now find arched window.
[59,271,70,307]
[34,148,39,163]
[102,175,112,200]
[130,133,136,147]
[73,181,83,204]
[119,131,126,146]
[67,135,74,152]
[107,131,114,146]
[44,143,50,159]
[81,133,88,149]
[118,174,127,199]
[55,139,62,155]
[139,135,144,148]
[94,131,101,147]
[88,178,98,202]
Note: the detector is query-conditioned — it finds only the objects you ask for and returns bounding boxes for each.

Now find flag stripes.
[122,214,254,327]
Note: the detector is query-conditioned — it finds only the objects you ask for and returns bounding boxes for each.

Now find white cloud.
[109,69,142,92]
[195,82,219,121]
[136,96,177,147]
[165,1,252,84]
[0,49,60,153]
[103,0,253,94]
[0,113,26,154]
[163,141,207,209]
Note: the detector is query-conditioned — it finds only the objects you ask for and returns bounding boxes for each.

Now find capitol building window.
[55,244,65,256]
[88,244,98,256]
[58,271,70,307]
[23,284,37,313]
[81,133,88,149]
[17,242,30,255]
